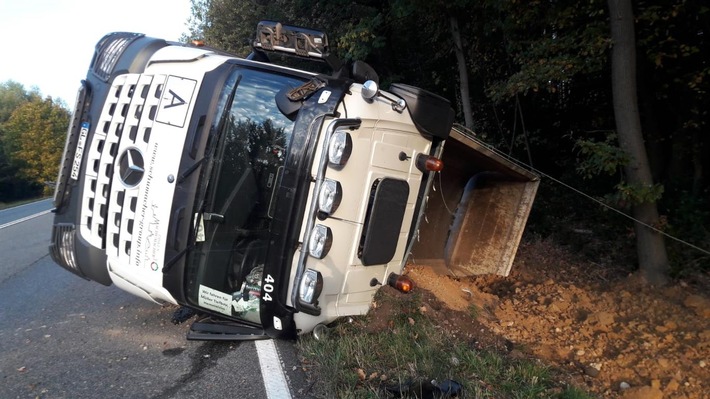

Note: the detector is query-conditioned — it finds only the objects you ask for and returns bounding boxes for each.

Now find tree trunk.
[691,132,703,195]
[608,0,669,285]
[449,15,474,129]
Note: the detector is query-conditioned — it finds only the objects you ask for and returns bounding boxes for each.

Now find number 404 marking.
[263,274,275,302]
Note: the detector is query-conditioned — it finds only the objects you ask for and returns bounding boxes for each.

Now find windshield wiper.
[203,213,224,223]
[201,74,243,201]
[177,156,207,184]
[214,75,242,141]
[191,73,243,211]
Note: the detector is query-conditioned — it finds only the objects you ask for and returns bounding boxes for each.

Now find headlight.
[328,130,352,166]
[318,179,342,215]
[309,224,332,259]
[299,269,323,304]
[49,224,79,273]
[59,229,78,269]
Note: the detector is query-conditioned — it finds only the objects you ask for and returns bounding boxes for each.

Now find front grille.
[79,73,166,266]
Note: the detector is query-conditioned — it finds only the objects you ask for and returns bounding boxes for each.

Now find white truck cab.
[51,22,538,340]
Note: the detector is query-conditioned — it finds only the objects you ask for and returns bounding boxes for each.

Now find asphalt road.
[0,200,312,399]
[0,198,53,228]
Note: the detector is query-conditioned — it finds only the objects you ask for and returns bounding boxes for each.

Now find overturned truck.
[50,22,538,340]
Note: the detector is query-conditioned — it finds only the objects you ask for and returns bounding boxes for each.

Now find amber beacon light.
[415,154,444,173]
[387,273,414,293]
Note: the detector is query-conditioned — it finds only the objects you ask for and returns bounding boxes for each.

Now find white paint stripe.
[255,339,292,399]
[0,209,52,230]
[0,197,51,214]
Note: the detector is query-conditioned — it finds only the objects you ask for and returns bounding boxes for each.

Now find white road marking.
[0,209,52,230]
[0,198,51,214]
[255,339,292,399]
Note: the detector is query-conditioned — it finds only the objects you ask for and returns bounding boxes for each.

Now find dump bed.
[409,126,539,277]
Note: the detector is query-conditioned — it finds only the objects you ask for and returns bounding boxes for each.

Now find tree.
[3,97,69,194]
[0,81,46,201]
[449,14,474,129]
[0,80,41,123]
[607,0,669,284]
[389,0,476,128]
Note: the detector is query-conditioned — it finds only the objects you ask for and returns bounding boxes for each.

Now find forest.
[184,0,709,281]
[1,0,707,282]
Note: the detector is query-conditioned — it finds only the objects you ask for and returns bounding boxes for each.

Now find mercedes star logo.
[118,148,145,187]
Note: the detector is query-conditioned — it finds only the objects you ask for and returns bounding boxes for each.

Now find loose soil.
[375,239,709,398]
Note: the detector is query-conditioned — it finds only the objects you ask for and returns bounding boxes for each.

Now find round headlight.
[309,224,333,259]
[299,269,323,304]
[328,130,352,166]
[318,179,342,215]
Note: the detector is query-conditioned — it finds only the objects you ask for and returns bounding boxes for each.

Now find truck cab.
[50,22,456,339]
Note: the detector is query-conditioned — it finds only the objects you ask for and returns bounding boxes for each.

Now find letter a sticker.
[156,76,196,127]
[164,89,186,109]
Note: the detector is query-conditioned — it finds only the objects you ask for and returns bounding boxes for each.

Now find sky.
[0,0,192,104]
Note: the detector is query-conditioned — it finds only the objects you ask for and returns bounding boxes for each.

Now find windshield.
[185,66,306,324]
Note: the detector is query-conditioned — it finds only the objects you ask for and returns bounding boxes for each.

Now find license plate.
[70,122,90,180]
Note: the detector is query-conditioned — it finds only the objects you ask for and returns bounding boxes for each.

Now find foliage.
[576,132,664,206]
[0,81,42,123]
[0,81,69,199]
[1,82,43,201]
[576,133,630,179]
[611,181,665,207]
[482,0,610,102]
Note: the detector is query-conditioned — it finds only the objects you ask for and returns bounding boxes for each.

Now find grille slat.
[79,73,165,263]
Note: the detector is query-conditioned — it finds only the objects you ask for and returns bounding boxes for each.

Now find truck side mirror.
[351,60,379,85]
[361,80,379,102]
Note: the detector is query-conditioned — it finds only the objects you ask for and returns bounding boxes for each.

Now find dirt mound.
[402,239,709,398]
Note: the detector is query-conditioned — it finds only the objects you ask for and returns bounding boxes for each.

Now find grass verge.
[297,290,594,398]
